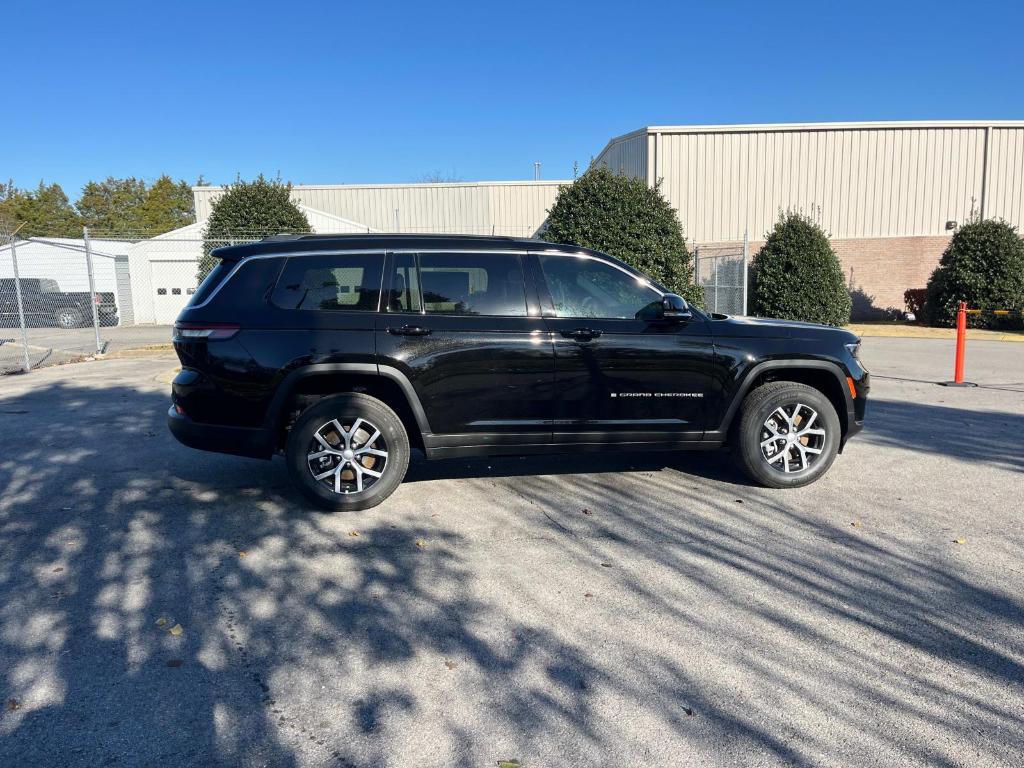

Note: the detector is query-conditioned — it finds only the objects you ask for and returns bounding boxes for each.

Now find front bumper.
[167,405,273,460]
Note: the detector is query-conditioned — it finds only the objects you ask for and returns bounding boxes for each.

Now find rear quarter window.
[271,253,384,312]
[189,261,235,306]
[190,257,287,309]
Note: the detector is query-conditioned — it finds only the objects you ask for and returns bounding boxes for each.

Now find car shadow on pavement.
[404,448,756,486]
[1,379,1022,766]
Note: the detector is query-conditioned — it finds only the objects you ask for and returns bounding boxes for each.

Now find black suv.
[168,234,868,510]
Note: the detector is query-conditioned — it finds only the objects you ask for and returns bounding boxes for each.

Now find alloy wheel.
[306,417,389,494]
[759,403,827,473]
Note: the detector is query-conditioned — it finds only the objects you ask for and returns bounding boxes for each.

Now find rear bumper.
[167,405,273,460]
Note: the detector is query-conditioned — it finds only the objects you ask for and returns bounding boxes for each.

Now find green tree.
[199,176,311,281]
[76,175,195,235]
[77,176,149,233]
[541,166,703,305]
[750,212,851,326]
[138,175,195,232]
[0,180,82,237]
[924,218,1024,329]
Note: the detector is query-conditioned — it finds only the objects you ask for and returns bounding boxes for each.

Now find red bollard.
[941,300,976,387]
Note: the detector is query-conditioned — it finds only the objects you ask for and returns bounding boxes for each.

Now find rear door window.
[416,252,527,317]
[272,253,384,311]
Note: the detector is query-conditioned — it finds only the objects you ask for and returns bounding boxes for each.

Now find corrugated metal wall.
[645,123,1024,242]
[193,181,565,237]
[988,127,1024,224]
[592,131,648,181]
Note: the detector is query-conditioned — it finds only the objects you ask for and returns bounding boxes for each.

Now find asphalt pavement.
[0,325,173,372]
[0,337,1021,767]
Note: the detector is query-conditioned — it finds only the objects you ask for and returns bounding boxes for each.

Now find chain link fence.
[693,237,749,316]
[0,224,264,374]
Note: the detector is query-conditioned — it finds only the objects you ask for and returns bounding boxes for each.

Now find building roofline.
[294,203,378,232]
[643,119,1024,134]
[591,119,1024,171]
[192,179,571,193]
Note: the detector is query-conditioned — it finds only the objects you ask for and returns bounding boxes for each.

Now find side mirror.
[661,293,692,321]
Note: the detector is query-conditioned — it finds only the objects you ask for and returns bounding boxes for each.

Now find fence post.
[742,228,749,316]
[693,246,700,301]
[83,226,103,355]
[9,237,32,373]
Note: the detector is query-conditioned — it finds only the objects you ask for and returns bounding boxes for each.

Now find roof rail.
[259,232,530,242]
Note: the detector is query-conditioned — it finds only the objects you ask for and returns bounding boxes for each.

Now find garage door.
[152,261,197,324]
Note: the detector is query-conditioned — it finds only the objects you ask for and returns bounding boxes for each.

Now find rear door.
[376,250,555,444]
[531,251,717,444]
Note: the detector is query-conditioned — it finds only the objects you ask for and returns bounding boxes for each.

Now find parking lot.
[0,337,1022,767]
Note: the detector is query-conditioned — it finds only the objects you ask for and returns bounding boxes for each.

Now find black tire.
[55,309,82,329]
[732,381,841,489]
[285,393,410,511]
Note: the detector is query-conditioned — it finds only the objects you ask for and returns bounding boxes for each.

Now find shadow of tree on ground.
[0,377,1022,766]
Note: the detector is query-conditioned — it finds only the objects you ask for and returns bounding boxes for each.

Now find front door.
[376,250,555,444]
[531,252,717,444]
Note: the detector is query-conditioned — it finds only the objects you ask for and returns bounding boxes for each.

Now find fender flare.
[713,359,853,437]
[262,362,431,436]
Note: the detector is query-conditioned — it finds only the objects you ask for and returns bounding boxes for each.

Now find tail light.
[93,294,102,305]
[173,322,240,341]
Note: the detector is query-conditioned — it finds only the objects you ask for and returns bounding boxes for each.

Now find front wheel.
[733,381,841,488]
[285,393,410,511]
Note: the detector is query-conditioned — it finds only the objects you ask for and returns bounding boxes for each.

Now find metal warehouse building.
[193,180,566,238]
[593,120,1024,313]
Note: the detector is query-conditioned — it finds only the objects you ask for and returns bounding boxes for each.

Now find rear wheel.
[733,381,840,488]
[285,393,410,511]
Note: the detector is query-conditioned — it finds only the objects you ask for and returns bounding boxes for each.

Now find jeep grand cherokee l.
[168,234,868,510]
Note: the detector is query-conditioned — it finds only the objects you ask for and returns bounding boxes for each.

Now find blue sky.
[5,0,1022,197]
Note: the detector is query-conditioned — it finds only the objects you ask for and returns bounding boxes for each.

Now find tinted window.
[418,253,527,316]
[272,254,383,311]
[387,253,422,313]
[189,260,234,306]
[538,255,662,320]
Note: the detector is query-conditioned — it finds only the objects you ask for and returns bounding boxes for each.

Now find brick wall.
[832,236,950,317]
[696,234,951,319]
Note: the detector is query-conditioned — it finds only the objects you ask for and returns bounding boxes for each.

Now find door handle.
[388,324,432,337]
[561,328,602,342]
